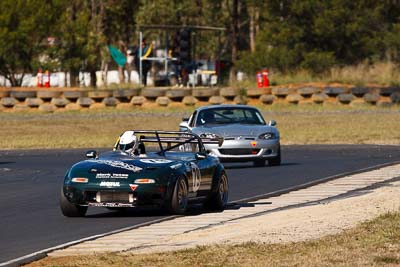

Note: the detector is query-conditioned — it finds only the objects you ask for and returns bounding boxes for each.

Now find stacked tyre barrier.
[0,85,399,112]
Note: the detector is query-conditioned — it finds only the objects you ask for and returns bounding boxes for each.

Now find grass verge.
[1,105,399,149]
[26,210,400,267]
[237,61,400,86]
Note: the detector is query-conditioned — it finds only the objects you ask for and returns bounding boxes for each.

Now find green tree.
[238,0,397,76]
[53,0,139,87]
[103,0,139,84]
[51,0,90,86]
[0,0,61,86]
[4,0,398,88]
[54,0,111,87]
[135,0,225,56]
[383,2,400,63]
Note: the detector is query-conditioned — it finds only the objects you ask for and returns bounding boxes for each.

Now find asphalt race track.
[0,145,399,264]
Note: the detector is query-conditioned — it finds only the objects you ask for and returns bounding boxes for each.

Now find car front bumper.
[63,184,167,207]
[204,139,280,162]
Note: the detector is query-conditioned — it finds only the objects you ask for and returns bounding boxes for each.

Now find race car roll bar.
[114,130,223,156]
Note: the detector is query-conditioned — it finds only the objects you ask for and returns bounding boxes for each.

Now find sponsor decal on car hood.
[71,153,181,177]
[87,160,143,172]
[96,173,128,179]
[100,181,120,187]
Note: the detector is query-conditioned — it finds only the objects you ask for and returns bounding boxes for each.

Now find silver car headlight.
[258,132,277,140]
[200,133,221,139]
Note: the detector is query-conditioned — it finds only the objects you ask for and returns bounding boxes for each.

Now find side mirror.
[268,120,277,127]
[195,152,207,160]
[86,150,98,159]
[182,117,189,122]
[179,121,189,132]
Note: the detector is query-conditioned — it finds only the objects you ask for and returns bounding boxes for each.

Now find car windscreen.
[196,107,266,126]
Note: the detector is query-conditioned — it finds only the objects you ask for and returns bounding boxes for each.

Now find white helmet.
[119,131,137,153]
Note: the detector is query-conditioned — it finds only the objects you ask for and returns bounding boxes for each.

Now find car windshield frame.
[195,107,266,127]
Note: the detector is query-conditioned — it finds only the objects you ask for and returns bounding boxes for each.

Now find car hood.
[192,124,278,137]
[68,151,179,179]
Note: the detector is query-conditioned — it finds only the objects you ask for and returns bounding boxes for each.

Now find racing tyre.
[204,173,229,211]
[168,177,188,215]
[268,146,281,166]
[60,189,87,217]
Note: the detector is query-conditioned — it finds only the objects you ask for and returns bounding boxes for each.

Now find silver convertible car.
[179,105,281,167]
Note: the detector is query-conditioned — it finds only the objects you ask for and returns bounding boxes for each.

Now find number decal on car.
[190,162,201,192]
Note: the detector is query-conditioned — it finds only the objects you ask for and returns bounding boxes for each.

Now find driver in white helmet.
[119,131,146,156]
[119,131,138,155]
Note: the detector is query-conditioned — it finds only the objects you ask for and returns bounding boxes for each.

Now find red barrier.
[256,71,263,88]
[262,69,269,87]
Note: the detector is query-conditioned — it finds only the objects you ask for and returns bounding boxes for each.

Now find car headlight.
[200,133,221,139]
[134,178,155,184]
[71,177,89,183]
[258,132,276,140]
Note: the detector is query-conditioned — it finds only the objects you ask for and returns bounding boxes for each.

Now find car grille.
[224,137,255,141]
[96,191,131,203]
[219,148,260,155]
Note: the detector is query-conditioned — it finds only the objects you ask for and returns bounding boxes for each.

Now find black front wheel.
[60,189,87,217]
[167,177,188,215]
[268,146,281,166]
[204,173,229,211]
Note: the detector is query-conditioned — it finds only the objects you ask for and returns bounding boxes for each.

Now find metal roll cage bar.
[114,130,223,157]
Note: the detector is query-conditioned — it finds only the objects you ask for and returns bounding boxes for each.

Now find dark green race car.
[60,131,228,217]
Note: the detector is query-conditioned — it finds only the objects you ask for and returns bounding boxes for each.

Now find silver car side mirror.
[268,120,277,127]
[179,121,189,132]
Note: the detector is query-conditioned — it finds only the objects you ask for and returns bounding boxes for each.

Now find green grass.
[27,210,400,267]
[1,105,399,149]
[0,109,189,149]
[236,61,400,87]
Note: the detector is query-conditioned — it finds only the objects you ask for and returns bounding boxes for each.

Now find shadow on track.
[0,162,15,165]
[85,207,168,218]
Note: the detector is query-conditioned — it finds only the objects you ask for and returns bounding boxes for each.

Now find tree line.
[1,0,400,87]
